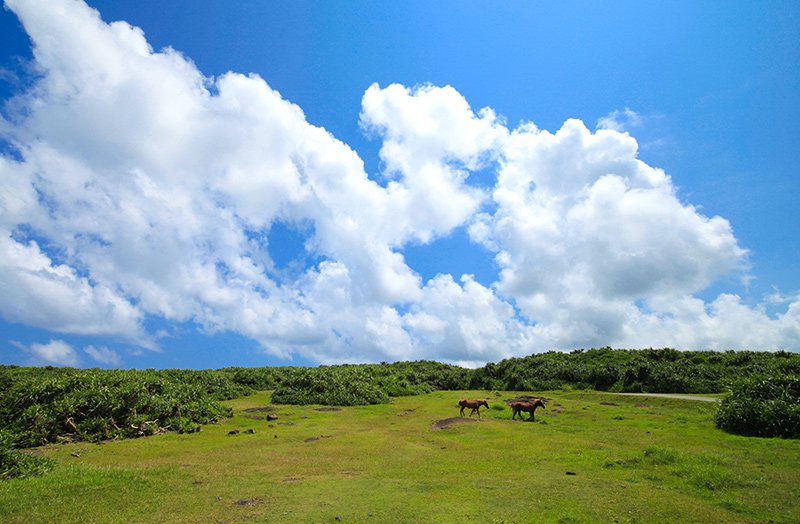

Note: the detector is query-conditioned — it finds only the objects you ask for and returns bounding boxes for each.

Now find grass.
[1,390,799,523]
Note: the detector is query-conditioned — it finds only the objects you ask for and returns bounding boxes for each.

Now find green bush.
[0,430,54,480]
[468,349,800,394]
[3,349,799,452]
[715,375,800,438]
[271,366,390,406]
[0,368,238,447]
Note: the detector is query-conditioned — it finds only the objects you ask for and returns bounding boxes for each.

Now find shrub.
[715,375,800,438]
[0,369,237,447]
[0,430,54,480]
[271,367,390,406]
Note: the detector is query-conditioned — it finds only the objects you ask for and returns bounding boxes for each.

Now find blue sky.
[0,0,798,369]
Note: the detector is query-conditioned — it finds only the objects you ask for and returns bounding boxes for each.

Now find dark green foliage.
[229,360,470,405]
[2,349,798,455]
[368,361,470,396]
[219,366,308,390]
[715,375,800,438]
[271,366,390,406]
[0,367,244,449]
[0,430,54,480]
[468,348,798,394]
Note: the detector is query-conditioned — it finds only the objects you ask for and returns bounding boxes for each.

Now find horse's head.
[535,398,546,409]
[480,400,489,408]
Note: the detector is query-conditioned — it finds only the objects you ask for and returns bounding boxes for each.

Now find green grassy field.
[1,390,798,523]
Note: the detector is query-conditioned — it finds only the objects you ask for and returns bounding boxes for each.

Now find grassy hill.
[2,389,798,523]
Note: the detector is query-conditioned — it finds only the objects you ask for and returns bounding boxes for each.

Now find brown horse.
[510,398,546,420]
[458,399,489,418]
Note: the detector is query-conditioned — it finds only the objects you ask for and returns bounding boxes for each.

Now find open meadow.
[1,389,798,523]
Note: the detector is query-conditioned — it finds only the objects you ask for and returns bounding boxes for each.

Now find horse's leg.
[460,406,465,417]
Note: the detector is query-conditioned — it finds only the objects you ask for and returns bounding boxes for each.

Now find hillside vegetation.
[1,348,798,471]
[1,390,799,523]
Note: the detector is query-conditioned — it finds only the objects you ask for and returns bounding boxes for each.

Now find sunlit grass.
[1,390,798,523]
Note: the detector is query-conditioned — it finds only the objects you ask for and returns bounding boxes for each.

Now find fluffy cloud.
[84,345,122,367]
[472,119,748,348]
[13,339,79,367]
[596,108,642,132]
[1,0,797,365]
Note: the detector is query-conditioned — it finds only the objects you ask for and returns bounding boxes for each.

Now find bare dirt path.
[604,392,721,403]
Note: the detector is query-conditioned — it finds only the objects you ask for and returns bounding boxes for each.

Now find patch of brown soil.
[241,415,264,420]
[396,409,417,416]
[431,417,479,429]
[635,403,655,409]
[312,407,341,412]
[282,477,304,482]
[233,497,264,507]
[303,435,335,443]
[242,406,277,413]
[600,401,619,406]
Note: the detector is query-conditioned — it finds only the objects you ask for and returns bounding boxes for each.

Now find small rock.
[244,429,256,434]
[228,430,240,435]
[566,471,577,476]
[274,434,278,438]
[266,414,278,421]
[335,517,343,522]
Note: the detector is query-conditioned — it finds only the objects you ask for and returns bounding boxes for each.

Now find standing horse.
[510,398,546,420]
[458,399,489,418]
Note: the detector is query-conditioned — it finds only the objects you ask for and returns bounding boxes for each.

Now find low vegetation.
[715,374,800,438]
[468,347,800,393]
[0,430,53,480]
[1,348,798,473]
[0,367,244,449]
[270,366,391,406]
[1,390,798,523]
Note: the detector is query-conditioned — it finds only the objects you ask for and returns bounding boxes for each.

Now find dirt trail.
[606,392,720,403]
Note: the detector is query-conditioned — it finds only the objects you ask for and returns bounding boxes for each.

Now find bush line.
[1,348,798,478]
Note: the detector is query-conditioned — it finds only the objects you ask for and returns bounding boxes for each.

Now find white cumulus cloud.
[0,0,797,365]
[12,339,79,367]
[84,345,122,367]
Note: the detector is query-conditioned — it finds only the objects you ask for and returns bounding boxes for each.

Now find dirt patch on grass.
[243,406,277,413]
[397,409,417,416]
[600,401,619,406]
[312,407,342,412]
[282,477,304,482]
[635,403,655,409]
[432,417,479,429]
[233,497,264,507]
[304,435,335,443]
[242,415,264,420]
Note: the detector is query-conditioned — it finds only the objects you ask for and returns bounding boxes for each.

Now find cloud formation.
[12,339,79,367]
[1,0,798,365]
